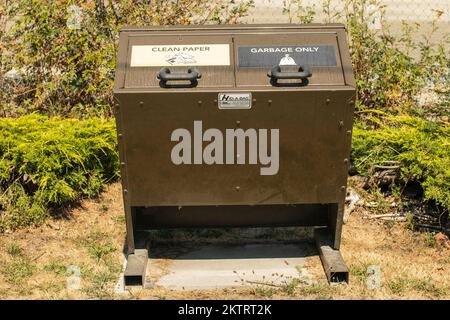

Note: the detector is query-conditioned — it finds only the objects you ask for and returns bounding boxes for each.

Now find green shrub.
[283,1,449,213]
[283,0,448,118]
[352,115,450,210]
[0,114,118,231]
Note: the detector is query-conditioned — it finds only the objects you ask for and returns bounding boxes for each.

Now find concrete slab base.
[146,243,317,290]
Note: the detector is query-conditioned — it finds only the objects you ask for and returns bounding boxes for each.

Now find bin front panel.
[117,89,353,207]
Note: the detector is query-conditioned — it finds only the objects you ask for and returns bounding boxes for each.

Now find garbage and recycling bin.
[114,24,356,286]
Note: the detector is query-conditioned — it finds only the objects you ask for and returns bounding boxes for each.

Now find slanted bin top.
[114,24,355,92]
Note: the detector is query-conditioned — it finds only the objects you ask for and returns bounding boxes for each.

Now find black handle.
[267,65,311,83]
[157,68,201,85]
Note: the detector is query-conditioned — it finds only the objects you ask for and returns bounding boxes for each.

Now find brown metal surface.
[116,89,353,207]
[135,204,330,229]
[315,228,349,283]
[113,24,356,263]
[124,35,235,89]
[114,24,355,91]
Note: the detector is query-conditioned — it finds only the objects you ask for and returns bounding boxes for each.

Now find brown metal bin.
[113,24,356,286]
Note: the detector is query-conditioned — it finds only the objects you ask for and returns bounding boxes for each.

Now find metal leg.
[314,228,349,283]
[124,206,148,286]
[124,248,148,287]
[327,202,345,249]
[123,205,137,253]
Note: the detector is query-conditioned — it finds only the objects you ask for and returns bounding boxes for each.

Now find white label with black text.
[218,93,252,109]
[130,44,230,67]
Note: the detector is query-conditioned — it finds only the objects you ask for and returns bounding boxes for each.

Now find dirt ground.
[0,181,449,300]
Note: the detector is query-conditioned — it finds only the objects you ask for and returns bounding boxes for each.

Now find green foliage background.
[0,0,254,117]
[0,114,118,231]
[352,115,450,209]
[0,0,448,230]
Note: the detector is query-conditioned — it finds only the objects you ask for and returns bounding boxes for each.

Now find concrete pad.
[148,243,316,290]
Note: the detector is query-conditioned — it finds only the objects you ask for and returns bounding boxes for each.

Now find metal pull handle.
[157,68,201,86]
[267,65,311,85]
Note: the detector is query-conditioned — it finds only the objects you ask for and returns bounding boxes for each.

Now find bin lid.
[114,24,355,92]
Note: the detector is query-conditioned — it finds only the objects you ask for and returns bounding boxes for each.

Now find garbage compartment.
[114,24,356,285]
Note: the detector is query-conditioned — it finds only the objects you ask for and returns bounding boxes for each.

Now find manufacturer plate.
[218,93,252,110]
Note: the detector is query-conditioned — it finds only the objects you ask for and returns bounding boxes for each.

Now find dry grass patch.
[0,182,448,300]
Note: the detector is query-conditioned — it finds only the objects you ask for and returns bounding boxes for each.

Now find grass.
[296,283,335,299]
[6,243,24,257]
[386,276,446,298]
[349,261,383,287]
[281,278,302,296]
[99,203,109,213]
[350,263,370,282]
[87,242,116,261]
[253,286,277,298]
[422,232,437,248]
[83,271,117,299]
[43,260,67,276]
[80,231,117,261]
[76,228,122,298]
[35,281,65,299]
[0,182,449,300]
[1,258,35,285]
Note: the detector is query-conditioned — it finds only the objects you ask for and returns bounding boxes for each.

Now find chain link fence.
[244,0,449,43]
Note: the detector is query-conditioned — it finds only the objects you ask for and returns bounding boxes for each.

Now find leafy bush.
[0,0,448,229]
[283,1,449,214]
[0,0,254,118]
[0,115,118,231]
[352,115,449,210]
[343,2,448,118]
[283,0,448,118]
